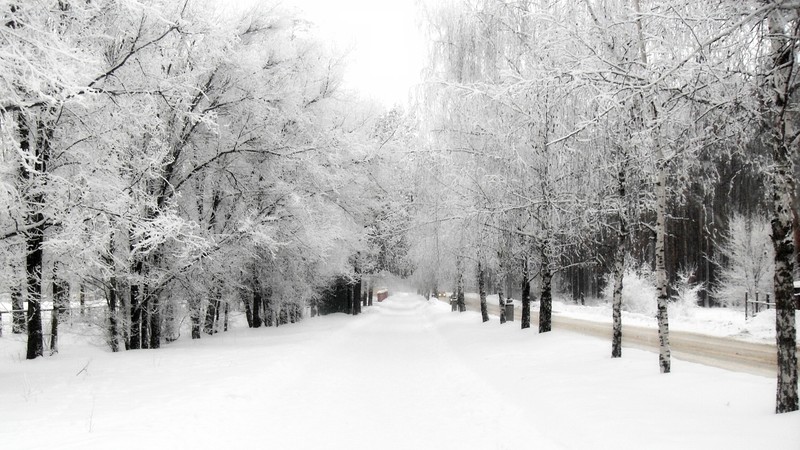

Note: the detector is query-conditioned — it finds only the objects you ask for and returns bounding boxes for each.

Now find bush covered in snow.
[672,269,703,318]
[602,264,658,316]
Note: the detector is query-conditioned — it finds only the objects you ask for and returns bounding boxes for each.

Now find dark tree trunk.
[149,289,160,349]
[478,260,489,323]
[129,256,143,350]
[122,284,130,350]
[539,262,552,333]
[497,281,506,325]
[243,291,253,328]
[279,306,288,325]
[129,284,143,349]
[521,258,531,330]
[108,277,119,352]
[367,285,373,306]
[21,114,46,360]
[79,284,86,317]
[25,235,44,360]
[11,285,25,334]
[252,290,263,328]
[140,286,151,349]
[223,301,229,332]
[348,283,355,315]
[354,277,362,315]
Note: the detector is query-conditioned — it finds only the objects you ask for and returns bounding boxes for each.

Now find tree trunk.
[108,277,119,352]
[243,291,253,328]
[279,305,289,325]
[367,285,373,306]
[456,257,466,312]
[497,280,506,324]
[11,285,25,334]
[25,230,44,360]
[539,258,552,333]
[612,160,628,358]
[655,160,671,373]
[252,289,263,328]
[611,245,625,358]
[140,285,151,349]
[348,283,354,315]
[129,258,143,350]
[50,271,68,355]
[267,303,276,327]
[354,277,362,315]
[164,298,178,343]
[356,278,362,314]
[149,289,160,349]
[20,114,45,360]
[767,9,799,414]
[223,301,230,332]
[478,260,489,322]
[204,294,219,334]
[122,282,130,350]
[521,257,531,330]
[79,284,86,317]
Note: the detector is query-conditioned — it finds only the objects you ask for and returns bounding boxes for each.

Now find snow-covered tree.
[713,213,774,308]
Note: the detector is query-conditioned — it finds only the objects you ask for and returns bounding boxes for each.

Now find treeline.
[0,2,406,357]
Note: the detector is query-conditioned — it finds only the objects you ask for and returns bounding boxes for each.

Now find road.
[441,295,793,377]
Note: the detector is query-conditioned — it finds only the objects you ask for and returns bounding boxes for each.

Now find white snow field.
[2,293,799,449]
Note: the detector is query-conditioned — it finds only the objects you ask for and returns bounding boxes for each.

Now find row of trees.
[406,0,799,414]
[0,2,407,358]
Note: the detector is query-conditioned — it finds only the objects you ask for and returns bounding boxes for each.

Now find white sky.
[289,0,425,106]
[228,0,426,107]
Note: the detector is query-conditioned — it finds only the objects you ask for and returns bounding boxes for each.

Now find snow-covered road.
[2,293,798,449]
[452,294,792,376]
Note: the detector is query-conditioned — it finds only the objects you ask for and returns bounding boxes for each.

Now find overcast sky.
[229,0,426,106]
[299,0,425,106]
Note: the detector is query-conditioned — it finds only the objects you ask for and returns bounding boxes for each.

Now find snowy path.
[2,293,798,449]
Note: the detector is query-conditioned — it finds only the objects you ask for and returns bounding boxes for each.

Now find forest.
[1,0,799,416]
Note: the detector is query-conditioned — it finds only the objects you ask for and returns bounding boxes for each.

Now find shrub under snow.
[603,265,658,316]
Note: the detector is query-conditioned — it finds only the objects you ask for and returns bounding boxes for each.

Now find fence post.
[756,292,760,314]
[767,293,771,310]
[745,292,748,320]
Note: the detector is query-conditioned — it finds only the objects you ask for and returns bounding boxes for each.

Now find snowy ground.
[2,293,798,449]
